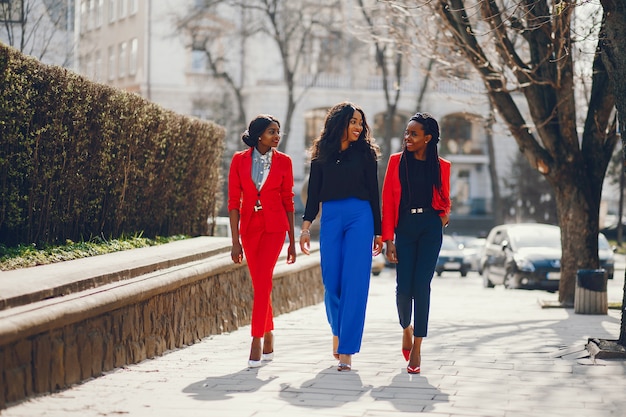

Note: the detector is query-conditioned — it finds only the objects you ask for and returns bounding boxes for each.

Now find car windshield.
[465,238,485,249]
[599,233,611,249]
[509,227,560,248]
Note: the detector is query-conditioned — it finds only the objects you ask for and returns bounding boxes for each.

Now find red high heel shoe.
[407,364,421,374]
[402,326,413,361]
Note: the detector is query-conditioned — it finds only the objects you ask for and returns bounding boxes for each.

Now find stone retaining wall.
[0,247,322,409]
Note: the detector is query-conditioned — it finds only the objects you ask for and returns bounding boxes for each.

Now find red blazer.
[228,148,295,235]
[381,152,451,242]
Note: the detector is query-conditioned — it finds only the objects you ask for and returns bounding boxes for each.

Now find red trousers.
[240,211,285,338]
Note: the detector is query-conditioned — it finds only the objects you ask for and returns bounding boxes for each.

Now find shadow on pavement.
[278,366,371,409]
[371,372,449,412]
[182,368,278,401]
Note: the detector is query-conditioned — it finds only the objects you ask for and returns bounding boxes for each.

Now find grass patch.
[0,235,189,271]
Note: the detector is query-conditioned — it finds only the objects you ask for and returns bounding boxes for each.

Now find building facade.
[73,0,528,235]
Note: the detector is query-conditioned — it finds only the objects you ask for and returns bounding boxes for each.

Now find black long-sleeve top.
[399,155,433,211]
[303,146,382,236]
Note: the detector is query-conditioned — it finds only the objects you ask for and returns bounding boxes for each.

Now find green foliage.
[0,43,225,246]
[0,234,188,270]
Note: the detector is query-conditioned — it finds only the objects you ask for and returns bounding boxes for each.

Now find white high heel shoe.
[248,359,263,368]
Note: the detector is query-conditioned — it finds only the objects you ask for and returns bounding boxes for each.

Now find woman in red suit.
[381,112,451,375]
[228,114,296,368]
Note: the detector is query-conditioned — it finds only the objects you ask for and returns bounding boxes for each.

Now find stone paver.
[2,257,626,417]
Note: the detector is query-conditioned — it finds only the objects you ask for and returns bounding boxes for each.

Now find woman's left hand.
[441,215,450,228]
[372,235,383,256]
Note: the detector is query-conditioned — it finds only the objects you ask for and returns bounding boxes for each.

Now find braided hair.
[403,112,442,191]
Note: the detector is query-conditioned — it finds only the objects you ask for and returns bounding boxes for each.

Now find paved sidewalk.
[3,264,626,417]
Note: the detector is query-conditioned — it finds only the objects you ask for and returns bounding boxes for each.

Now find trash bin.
[574,269,607,314]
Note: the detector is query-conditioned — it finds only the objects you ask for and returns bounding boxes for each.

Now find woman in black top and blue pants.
[300,102,382,372]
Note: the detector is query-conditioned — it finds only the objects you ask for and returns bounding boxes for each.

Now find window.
[108,0,115,23]
[85,52,94,79]
[440,114,485,156]
[190,48,207,73]
[79,0,87,33]
[94,49,102,81]
[95,0,103,27]
[87,0,95,30]
[118,0,126,20]
[129,38,138,76]
[118,41,127,78]
[108,45,115,80]
[304,108,328,150]
[304,33,344,75]
[373,112,411,153]
[128,0,137,15]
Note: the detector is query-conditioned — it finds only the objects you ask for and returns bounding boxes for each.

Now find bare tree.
[240,0,342,153]
[380,4,507,230]
[176,1,249,137]
[386,0,619,306]
[1,0,73,67]
[354,0,406,173]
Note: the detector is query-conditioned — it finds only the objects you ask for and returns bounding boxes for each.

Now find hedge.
[0,42,225,246]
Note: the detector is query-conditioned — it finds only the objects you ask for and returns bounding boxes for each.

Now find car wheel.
[460,267,468,277]
[482,267,495,288]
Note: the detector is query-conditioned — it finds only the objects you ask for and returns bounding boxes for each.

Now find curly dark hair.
[241,114,280,148]
[309,102,380,163]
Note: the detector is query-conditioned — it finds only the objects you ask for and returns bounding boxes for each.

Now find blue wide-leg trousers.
[320,198,374,355]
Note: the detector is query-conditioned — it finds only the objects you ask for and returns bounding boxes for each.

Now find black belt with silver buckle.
[409,207,432,214]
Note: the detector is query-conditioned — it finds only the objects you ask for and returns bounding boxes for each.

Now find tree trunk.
[553,175,600,306]
[598,0,626,344]
[278,94,296,154]
[486,103,502,225]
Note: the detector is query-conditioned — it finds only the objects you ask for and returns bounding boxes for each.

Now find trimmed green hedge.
[0,43,225,246]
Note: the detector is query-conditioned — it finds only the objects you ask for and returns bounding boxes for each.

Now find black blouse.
[399,153,433,211]
[303,146,382,235]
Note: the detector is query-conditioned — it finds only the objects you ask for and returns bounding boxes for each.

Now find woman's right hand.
[299,221,312,255]
[385,240,398,264]
[231,241,243,264]
[300,232,310,255]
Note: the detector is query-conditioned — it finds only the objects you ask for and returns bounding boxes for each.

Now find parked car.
[599,232,615,279]
[459,237,486,271]
[436,235,470,277]
[480,223,615,291]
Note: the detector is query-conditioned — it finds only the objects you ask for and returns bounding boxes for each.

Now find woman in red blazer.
[381,112,451,375]
[228,115,296,368]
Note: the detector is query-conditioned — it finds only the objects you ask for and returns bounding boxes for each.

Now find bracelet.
[300,229,310,236]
